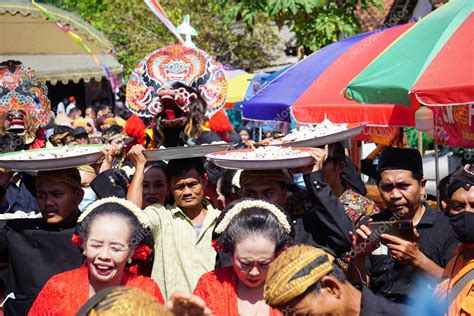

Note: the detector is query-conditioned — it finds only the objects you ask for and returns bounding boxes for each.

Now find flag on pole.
[144,0,184,43]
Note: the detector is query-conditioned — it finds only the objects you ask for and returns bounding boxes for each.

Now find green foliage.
[41,0,279,77]
[213,0,385,53]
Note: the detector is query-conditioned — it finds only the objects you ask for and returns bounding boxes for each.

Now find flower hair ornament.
[214,200,292,235]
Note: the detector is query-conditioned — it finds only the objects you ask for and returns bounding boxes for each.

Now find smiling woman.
[193,198,294,316]
[28,197,164,316]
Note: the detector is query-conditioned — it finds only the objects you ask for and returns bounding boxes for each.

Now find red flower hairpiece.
[71,233,83,247]
[211,240,227,253]
[132,244,152,261]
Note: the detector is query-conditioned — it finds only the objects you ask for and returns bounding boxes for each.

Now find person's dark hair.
[214,198,294,254]
[53,125,74,135]
[102,125,123,137]
[227,132,241,145]
[76,202,152,261]
[166,157,206,183]
[305,262,347,294]
[0,132,24,153]
[326,142,346,164]
[172,82,207,139]
[195,131,222,145]
[219,169,239,197]
[438,173,453,210]
[98,104,111,112]
[145,161,167,173]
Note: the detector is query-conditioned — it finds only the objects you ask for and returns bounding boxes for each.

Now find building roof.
[0,0,122,84]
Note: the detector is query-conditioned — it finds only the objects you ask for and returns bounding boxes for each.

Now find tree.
[211,0,385,53]
[42,0,280,76]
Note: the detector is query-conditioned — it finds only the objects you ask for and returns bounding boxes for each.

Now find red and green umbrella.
[345,0,474,106]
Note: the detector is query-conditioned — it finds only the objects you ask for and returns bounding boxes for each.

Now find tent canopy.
[0,0,122,84]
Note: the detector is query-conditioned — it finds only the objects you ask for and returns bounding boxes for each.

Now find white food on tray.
[0,211,42,220]
[0,146,102,161]
[213,146,310,160]
[273,119,348,144]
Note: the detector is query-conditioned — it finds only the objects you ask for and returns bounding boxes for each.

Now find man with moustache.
[350,147,458,304]
[0,168,84,315]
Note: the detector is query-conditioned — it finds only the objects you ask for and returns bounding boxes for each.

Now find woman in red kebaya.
[193,198,294,316]
[29,197,163,316]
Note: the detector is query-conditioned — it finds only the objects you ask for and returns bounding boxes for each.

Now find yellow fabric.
[144,200,220,299]
[78,165,96,174]
[73,118,88,129]
[264,245,335,307]
[103,117,117,126]
[435,247,474,316]
[226,73,254,103]
[84,287,169,316]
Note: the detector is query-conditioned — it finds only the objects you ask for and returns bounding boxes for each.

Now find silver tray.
[206,148,315,170]
[0,144,105,171]
[270,122,367,147]
[144,143,231,161]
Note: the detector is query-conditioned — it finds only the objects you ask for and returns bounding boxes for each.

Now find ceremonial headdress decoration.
[126,45,227,118]
[264,245,335,306]
[0,60,52,128]
[78,196,152,231]
[214,199,292,235]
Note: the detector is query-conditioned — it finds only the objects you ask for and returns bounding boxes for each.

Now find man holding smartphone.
[349,147,458,304]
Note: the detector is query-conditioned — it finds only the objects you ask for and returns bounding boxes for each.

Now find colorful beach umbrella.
[243,25,418,127]
[226,73,255,105]
[345,0,474,106]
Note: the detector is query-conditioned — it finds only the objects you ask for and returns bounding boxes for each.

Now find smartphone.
[367,220,415,243]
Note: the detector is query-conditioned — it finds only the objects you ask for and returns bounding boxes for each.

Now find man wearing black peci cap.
[349,147,458,304]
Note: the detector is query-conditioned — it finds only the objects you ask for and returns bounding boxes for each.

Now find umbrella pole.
[435,142,440,211]
[418,131,423,154]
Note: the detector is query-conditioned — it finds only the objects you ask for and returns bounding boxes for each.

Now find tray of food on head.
[143,143,231,161]
[0,144,105,171]
[266,120,367,148]
[206,146,315,170]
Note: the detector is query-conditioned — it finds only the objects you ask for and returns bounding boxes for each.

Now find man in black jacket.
[349,147,458,304]
[0,168,84,315]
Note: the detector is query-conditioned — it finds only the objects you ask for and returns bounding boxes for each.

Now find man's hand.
[165,292,212,316]
[350,220,381,259]
[98,145,120,173]
[289,145,329,175]
[127,144,147,168]
[382,230,425,266]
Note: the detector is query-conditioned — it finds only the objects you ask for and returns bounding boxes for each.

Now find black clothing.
[4,181,38,214]
[360,285,406,316]
[215,171,354,268]
[341,157,367,196]
[294,171,354,256]
[366,205,459,304]
[0,218,83,316]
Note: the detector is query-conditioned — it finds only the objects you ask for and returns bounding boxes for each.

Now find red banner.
[431,104,474,148]
[355,126,403,146]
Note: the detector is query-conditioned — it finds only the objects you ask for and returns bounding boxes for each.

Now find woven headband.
[214,200,292,235]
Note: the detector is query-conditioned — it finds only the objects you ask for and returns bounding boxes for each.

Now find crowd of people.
[0,59,472,316]
[1,120,473,315]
